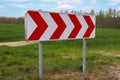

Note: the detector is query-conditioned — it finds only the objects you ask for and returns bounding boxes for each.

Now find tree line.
[0,17,24,24]
[0,8,120,29]
[96,8,120,29]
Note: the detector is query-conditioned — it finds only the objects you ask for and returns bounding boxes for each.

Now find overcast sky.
[0,0,120,17]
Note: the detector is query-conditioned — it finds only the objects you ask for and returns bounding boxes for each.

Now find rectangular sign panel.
[25,10,95,41]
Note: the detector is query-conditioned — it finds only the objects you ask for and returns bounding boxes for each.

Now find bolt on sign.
[25,10,95,41]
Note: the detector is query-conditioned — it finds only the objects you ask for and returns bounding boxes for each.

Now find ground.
[0,41,120,80]
[0,41,37,47]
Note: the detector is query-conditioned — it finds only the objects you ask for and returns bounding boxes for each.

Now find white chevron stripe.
[89,15,95,38]
[90,15,96,26]
[90,28,95,38]
[38,12,57,41]
[76,15,88,38]
[59,14,74,39]
[26,13,37,40]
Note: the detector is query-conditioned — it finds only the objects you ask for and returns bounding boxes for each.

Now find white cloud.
[91,0,96,5]
[109,0,120,6]
[28,3,33,6]
[7,3,27,8]
[41,0,82,5]
[0,6,5,13]
[83,6,94,12]
[5,0,29,2]
[41,0,82,12]
[0,5,5,14]
[0,10,5,13]
[118,6,120,11]
[52,4,75,12]
[38,4,50,8]
[0,5,5,8]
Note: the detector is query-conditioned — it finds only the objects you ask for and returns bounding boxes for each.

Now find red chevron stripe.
[50,13,66,39]
[28,11,48,40]
[83,16,95,38]
[68,14,82,38]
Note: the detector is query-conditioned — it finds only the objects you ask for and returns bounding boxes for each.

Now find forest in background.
[0,8,120,29]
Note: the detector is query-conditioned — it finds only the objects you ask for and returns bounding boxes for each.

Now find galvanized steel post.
[83,38,86,72]
[39,41,43,80]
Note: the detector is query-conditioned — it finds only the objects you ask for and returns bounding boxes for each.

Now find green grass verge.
[0,23,24,42]
[0,42,120,80]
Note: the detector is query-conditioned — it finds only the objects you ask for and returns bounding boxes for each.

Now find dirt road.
[0,41,37,47]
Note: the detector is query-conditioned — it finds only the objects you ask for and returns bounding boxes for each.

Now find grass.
[0,42,120,80]
[0,23,120,79]
[0,43,120,80]
[0,23,24,42]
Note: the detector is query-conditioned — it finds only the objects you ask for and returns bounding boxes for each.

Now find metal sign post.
[82,38,86,73]
[39,41,43,80]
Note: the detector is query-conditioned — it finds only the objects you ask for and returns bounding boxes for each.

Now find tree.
[105,8,113,17]
[90,9,95,15]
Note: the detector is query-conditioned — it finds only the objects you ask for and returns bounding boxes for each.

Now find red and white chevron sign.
[25,10,95,41]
